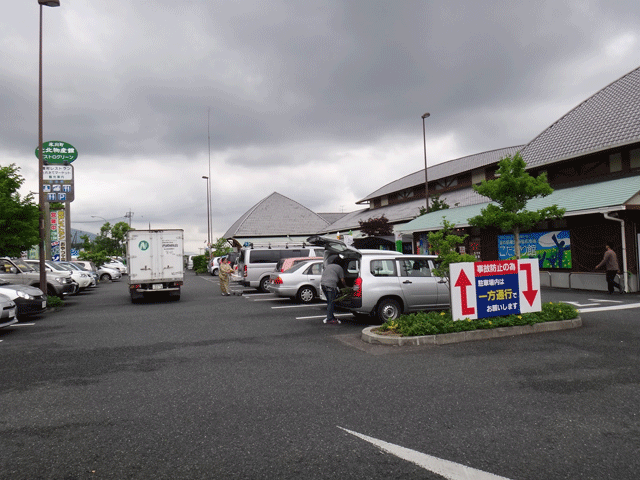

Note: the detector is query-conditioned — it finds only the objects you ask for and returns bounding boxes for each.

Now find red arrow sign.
[519,262,538,306]
[454,269,475,316]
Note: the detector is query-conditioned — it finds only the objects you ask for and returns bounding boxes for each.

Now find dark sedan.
[0,280,47,319]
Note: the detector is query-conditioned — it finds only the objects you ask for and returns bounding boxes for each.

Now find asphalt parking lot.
[1,272,639,479]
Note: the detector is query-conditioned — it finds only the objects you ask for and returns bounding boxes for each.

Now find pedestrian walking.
[595,244,623,294]
[320,256,345,324]
[219,257,233,296]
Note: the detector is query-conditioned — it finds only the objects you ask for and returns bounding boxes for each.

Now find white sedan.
[267,259,324,304]
[46,261,93,290]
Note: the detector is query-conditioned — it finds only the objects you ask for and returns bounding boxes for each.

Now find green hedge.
[193,255,209,274]
[378,302,578,337]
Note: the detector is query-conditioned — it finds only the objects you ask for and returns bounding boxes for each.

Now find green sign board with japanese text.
[35,141,78,164]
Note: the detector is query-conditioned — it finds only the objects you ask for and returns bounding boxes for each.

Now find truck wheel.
[296,286,316,304]
[376,298,401,323]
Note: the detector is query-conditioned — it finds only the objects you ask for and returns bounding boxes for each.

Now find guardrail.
[540,271,634,292]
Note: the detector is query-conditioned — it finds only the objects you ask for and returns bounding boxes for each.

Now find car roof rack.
[243,242,311,249]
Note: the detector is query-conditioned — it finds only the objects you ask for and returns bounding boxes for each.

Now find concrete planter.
[361,317,582,346]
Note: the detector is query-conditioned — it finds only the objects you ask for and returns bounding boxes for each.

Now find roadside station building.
[225,66,640,292]
[398,66,640,292]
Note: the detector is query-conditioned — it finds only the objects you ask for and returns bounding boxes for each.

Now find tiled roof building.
[522,66,640,169]
[223,192,329,245]
[225,66,640,291]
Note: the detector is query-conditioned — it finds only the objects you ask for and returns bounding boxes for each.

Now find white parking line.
[12,323,35,326]
[250,297,290,302]
[579,302,640,313]
[296,313,352,320]
[339,427,512,480]
[588,298,623,303]
[565,302,600,307]
[272,304,324,309]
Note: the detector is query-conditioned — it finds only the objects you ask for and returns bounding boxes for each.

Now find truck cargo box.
[126,229,184,302]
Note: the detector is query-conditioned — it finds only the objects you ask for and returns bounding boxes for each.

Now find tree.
[427,219,476,288]
[78,221,131,265]
[418,194,450,216]
[359,215,393,236]
[468,153,565,258]
[210,237,232,257]
[0,164,39,257]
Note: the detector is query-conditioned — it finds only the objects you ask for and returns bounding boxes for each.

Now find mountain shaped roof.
[223,192,330,238]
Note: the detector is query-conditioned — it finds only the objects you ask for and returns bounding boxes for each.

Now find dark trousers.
[322,285,337,321]
[606,270,621,293]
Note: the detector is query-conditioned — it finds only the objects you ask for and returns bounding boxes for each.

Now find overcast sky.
[4,1,640,254]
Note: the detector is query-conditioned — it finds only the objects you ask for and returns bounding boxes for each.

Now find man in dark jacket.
[596,244,623,294]
[320,257,345,324]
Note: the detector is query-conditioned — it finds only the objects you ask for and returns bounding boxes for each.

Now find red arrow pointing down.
[454,269,475,316]
[520,262,538,306]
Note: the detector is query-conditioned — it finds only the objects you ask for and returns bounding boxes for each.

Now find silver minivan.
[238,245,324,292]
[307,236,450,323]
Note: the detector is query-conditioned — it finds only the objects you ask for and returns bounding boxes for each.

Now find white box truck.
[126,229,184,302]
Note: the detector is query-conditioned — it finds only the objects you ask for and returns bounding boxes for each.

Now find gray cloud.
[3,0,640,252]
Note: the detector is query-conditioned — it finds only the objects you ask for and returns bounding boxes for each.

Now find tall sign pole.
[37,0,61,286]
[38,3,46,290]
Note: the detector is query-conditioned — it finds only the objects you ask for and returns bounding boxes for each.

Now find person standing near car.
[320,256,345,324]
[595,243,623,294]
[219,258,233,296]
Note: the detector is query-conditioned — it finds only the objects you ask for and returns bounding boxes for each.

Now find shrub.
[46,296,63,308]
[377,302,578,337]
[193,255,209,274]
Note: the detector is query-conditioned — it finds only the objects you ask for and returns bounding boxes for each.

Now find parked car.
[23,260,80,295]
[62,262,98,288]
[97,265,122,282]
[307,236,450,323]
[103,259,127,275]
[72,260,97,272]
[238,245,325,292]
[0,279,47,319]
[208,256,221,276]
[225,252,239,267]
[274,256,323,273]
[268,259,325,304]
[1,257,76,298]
[186,255,196,270]
[0,292,18,328]
[72,261,101,286]
[46,261,93,291]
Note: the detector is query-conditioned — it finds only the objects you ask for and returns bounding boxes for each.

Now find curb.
[361,317,582,346]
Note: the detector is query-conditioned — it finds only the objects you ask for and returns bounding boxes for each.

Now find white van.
[238,245,324,292]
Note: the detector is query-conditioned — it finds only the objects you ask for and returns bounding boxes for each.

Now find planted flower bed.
[376,302,578,337]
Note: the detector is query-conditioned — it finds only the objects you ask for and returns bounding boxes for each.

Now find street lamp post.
[202,176,211,248]
[38,0,60,294]
[421,112,430,212]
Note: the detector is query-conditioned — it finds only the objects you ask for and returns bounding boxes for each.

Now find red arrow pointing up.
[520,262,538,306]
[454,269,475,316]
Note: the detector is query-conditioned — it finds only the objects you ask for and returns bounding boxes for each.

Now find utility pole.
[124,209,134,227]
